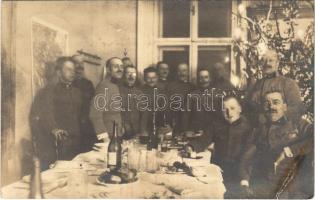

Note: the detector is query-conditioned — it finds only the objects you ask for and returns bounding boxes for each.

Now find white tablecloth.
[1,148,225,199]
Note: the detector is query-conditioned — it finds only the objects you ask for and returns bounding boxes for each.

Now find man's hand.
[275,151,286,164]
[184,145,194,154]
[183,130,195,138]
[51,129,69,141]
[97,132,109,142]
[240,180,249,187]
[195,130,204,137]
[274,151,287,174]
[157,125,172,136]
[284,147,293,158]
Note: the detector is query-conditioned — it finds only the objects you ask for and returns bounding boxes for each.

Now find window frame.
[137,0,240,83]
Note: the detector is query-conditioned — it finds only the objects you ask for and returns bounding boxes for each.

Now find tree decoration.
[233,0,314,121]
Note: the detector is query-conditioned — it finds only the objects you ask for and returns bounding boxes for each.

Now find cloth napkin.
[139,165,225,199]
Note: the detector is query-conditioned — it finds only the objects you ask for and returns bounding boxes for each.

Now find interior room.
[1,1,313,198]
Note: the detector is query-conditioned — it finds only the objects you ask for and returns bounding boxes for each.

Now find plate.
[183,156,203,160]
[96,171,138,185]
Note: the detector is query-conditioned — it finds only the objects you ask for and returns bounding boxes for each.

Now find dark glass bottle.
[29,156,44,199]
[147,112,158,150]
[163,113,167,127]
[107,121,122,172]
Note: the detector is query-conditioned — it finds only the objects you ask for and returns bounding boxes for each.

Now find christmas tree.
[233,0,314,121]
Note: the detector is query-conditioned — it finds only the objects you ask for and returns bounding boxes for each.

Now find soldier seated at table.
[239,90,313,199]
[184,95,254,198]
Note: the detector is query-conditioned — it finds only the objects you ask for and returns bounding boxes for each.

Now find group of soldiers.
[30,49,313,198]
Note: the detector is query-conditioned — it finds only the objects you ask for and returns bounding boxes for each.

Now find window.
[160,46,189,81]
[198,0,232,38]
[137,0,238,82]
[198,46,231,70]
[162,1,190,38]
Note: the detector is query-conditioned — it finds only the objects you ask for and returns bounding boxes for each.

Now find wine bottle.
[121,118,126,138]
[29,156,44,199]
[107,121,122,172]
[147,112,158,150]
[163,113,167,127]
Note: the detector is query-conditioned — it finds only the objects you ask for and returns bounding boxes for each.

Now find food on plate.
[97,168,137,185]
[166,161,193,176]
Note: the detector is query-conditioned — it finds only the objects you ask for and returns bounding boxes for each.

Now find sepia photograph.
[1,0,314,199]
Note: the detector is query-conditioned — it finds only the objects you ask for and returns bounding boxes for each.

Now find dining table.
[1,141,226,199]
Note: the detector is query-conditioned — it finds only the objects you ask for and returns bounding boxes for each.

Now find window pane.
[198,0,231,37]
[198,46,231,80]
[162,1,190,38]
[162,46,189,81]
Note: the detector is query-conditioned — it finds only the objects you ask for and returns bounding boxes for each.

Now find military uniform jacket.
[186,86,215,133]
[165,80,195,134]
[190,116,253,162]
[240,117,313,182]
[247,73,305,123]
[119,83,143,137]
[139,85,166,136]
[30,81,83,166]
[73,77,95,121]
[89,77,122,137]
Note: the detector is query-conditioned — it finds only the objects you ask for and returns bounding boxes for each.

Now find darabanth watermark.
[93,88,225,112]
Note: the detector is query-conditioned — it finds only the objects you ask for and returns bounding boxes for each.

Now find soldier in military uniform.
[139,67,166,138]
[246,49,305,124]
[30,57,83,169]
[156,61,170,90]
[119,65,143,139]
[184,69,215,138]
[240,91,313,198]
[122,57,133,68]
[89,57,124,141]
[210,62,236,123]
[72,54,96,152]
[165,63,195,136]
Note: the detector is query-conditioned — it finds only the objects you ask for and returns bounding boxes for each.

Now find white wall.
[1,0,137,185]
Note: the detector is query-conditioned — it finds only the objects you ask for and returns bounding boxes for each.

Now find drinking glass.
[127,145,140,170]
[138,149,147,172]
[146,150,159,173]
